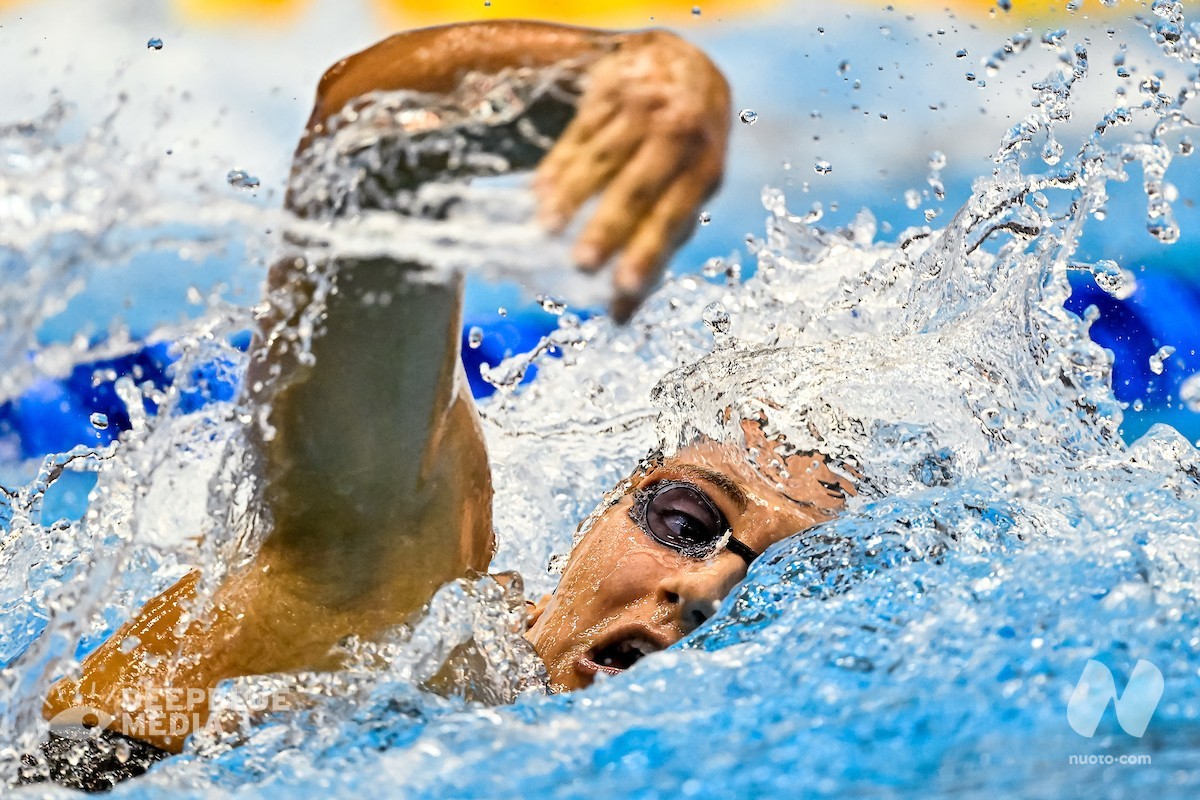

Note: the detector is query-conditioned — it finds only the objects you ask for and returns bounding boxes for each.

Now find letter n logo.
[1067,659,1164,738]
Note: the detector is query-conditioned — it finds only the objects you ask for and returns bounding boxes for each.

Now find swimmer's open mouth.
[578,629,670,678]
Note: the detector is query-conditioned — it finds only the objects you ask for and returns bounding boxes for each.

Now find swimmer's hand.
[534,31,732,322]
[297,22,729,321]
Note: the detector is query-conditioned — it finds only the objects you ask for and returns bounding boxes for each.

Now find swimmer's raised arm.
[304,21,732,316]
[304,21,612,122]
[250,20,732,613]
[42,22,731,757]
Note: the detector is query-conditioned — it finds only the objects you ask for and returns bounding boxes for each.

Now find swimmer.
[30,20,855,789]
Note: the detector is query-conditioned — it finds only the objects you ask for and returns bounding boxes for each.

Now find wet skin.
[40,21,834,755]
[527,421,855,690]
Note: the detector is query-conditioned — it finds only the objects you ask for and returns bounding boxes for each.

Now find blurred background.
[1,0,1197,485]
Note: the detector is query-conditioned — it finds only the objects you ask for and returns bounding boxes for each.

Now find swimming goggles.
[629,480,759,566]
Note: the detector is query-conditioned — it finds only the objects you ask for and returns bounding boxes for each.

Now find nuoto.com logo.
[1067,659,1164,738]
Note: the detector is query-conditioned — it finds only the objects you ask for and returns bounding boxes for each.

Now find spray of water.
[2,5,1200,796]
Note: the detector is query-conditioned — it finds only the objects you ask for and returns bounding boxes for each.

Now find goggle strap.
[725,536,759,567]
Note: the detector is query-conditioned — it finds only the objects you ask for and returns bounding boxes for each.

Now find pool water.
[4,2,1200,797]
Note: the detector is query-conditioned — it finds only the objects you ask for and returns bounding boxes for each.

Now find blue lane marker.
[1065,272,1200,390]
[1,342,175,458]
[0,312,566,460]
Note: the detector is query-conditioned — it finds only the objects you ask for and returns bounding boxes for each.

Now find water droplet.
[113,737,131,764]
[1132,398,1145,412]
[497,306,507,317]
[548,553,570,574]
[739,109,758,125]
[702,257,726,279]
[904,189,922,210]
[1041,28,1067,48]
[1147,220,1179,243]
[692,5,701,15]
[1041,137,1063,166]
[813,159,833,175]
[956,49,968,58]
[966,72,977,82]
[119,635,141,653]
[699,211,712,226]
[1156,19,1182,43]
[1149,345,1175,375]
[226,168,260,190]
[146,37,163,50]
[702,302,731,336]
[1178,136,1193,156]
[928,150,947,171]
[90,412,109,430]
[924,208,941,222]
[537,294,566,315]
[468,326,484,349]
[838,60,851,75]
[1181,373,1200,412]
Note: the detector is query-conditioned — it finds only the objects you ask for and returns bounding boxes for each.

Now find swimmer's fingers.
[539,92,619,174]
[534,93,620,217]
[534,30,730,321]
[572,135,689,273]
[608,158,719,321]
[535,110,645,232]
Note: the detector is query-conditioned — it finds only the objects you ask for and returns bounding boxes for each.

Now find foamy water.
[3,3,1200,797]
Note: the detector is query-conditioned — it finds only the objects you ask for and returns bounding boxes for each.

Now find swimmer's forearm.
[250,267,493,597]
[305,21,617,130]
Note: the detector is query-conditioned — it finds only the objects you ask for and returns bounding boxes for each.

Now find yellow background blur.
[0,0,1125,26]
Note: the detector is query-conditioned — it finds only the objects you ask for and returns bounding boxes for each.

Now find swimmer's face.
[525,420,855,691]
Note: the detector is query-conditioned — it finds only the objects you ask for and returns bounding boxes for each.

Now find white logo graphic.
[1067,659,1164,738]
[47,705,115,741]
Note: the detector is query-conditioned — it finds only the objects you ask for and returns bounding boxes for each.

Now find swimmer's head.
[524,417,856,691]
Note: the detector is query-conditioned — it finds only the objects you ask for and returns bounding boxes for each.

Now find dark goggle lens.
[638,482,729,557]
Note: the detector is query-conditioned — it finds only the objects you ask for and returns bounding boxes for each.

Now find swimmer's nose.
[661,563,744,635]
[676,595,719,634]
